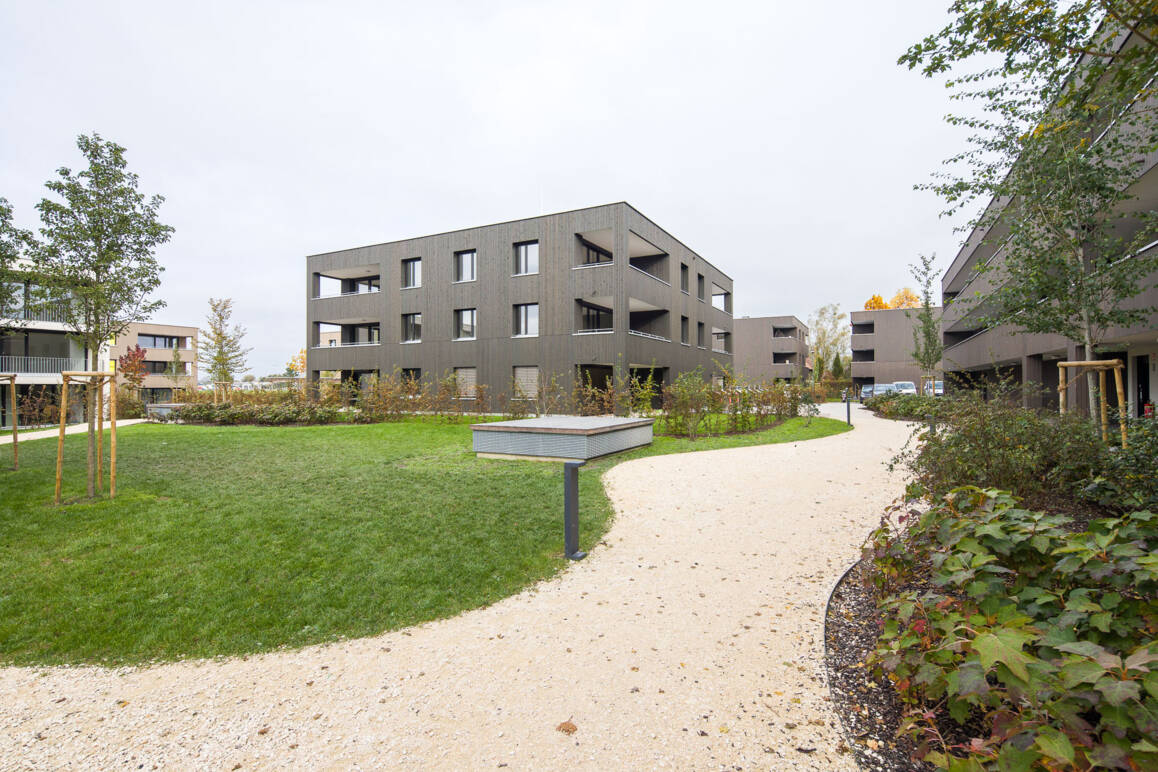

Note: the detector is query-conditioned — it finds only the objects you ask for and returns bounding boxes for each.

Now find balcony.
[0,355,86,374]
[6,300,71,325]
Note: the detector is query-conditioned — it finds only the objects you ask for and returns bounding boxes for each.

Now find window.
[352,277,380,293]
[514,241,539,275]
[454,308,477,340]
[680,264,689,293]
[139,334,184,349]
[513,366,539,400]
[579,238,612,265]
[578,301,612,331]
[697,274,705,301]
[454,367,477,398]
[697,321,705,347]
[513,303,539,337]
[145,361,188,375]
[349,323,380,344]
[401,258,422,288]
[454,250,476,282]
[401,313,422,342]
[401,368,421,383]
[681,315,689,344]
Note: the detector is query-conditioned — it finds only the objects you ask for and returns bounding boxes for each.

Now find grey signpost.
[563,461,586,560]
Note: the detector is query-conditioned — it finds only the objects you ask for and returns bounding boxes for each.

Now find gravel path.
[0,404,913,770]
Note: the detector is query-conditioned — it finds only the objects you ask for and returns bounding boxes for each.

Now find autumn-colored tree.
[117,344,147,392]
[286,348,306,377]
[889,288,920,309]
[864,294,890,310]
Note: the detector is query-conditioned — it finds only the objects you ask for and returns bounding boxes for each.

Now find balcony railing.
[310,340,381,348]
[628,264,671,286]
[628,329,670,342]
[0,355,86,374]
[312,288,382,300]
[6,301,71,324]
[574,328,613,335]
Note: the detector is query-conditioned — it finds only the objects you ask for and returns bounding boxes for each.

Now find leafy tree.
[197,297,251,383]
[807,303,849,383]
[241,374,256,383]
[0,197,32,333]
[30,134,172,498]
[905,5,1158,424]
[117,344,147,393]
[831,352,845,380]
[864,294,890,310]
[285,348,306,377]
[908,253,943,387]
[889,287,921,309]
[166,342,186,392]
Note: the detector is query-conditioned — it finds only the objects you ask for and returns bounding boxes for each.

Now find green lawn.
[0,416,850,666]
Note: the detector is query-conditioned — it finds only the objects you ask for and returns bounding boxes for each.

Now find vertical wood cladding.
[306,202,734,396]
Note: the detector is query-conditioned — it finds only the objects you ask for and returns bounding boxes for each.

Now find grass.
[0,415,850,667]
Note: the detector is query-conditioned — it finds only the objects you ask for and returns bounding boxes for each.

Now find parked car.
[923,380,945,396]
[875,383,898,396]
[894,381,918,395]
[860,384,874,402]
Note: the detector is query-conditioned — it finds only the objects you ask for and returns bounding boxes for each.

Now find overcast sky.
[1,0,974,376]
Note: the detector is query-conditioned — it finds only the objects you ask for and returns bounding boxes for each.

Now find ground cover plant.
[0,415,849,666]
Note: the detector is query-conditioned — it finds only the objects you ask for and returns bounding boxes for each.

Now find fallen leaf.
[556,720,577,735]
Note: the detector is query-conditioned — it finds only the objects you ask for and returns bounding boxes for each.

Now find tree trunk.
[87,348,97,498]
[1083,327,1101,436]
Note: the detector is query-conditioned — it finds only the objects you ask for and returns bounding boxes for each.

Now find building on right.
[850,307,942,391]
[733,315,810,382]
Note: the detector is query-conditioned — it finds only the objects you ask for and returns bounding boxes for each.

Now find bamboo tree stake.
[9,376,15,470]
[1099,369,1109,444]
[110,378,117,498]
[1113,365,1128,448]
[55,377,69,505]
[96,379,104,493]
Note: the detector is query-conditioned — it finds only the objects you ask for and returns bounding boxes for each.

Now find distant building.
[850,307,942,390]
[734,316,810,381]
[109,322,199,403]
[306,202,735,400]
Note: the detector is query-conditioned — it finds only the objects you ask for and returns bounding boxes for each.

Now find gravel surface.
[0,404,913,770]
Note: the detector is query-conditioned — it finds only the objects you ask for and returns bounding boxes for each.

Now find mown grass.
[0,416,849,666]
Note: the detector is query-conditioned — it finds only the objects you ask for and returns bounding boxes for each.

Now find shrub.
[866,393,942,422]
[171,401,339,426]
[115,387,145,419]
[866,487,1158,770]
[1083,416,1158,512]
[893,390,1106,502]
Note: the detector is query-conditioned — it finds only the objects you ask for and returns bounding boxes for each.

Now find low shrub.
[115,387,146,419]
[171,401,340,426]
[865,392,943,422]
[866,487,1158,770]
[1083,416,1158,512]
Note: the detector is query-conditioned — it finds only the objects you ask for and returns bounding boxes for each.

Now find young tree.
[889,287,921,309]
[166,342,186,392]
[30,134,173,498]
[0,197,31,332]
[197,298,251,383]
[831,352,845,380]
[908,253,943,389]
[864,294,890,310]
[117,344,147,393]
[906,6,1158,424]
[807,303,850,383]
[286,348,306,377]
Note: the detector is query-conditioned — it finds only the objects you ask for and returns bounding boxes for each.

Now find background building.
[850,307,942,391]
[0,276,93,428]
[109,322,198,404]
[734,315,810,381]
[306,202,734,401]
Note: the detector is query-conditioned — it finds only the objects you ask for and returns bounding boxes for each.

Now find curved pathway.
[0,405,912,770]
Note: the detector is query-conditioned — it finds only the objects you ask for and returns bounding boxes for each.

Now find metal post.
[563,461,586,560]
[845,391,851,426]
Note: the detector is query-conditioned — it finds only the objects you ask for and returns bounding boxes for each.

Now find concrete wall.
[108,322,199,395]
[849,307,942,387]
[733,315,809,382]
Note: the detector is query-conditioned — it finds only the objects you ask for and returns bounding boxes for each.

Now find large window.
[454,367,477,398]
[514,241,539,275]
[401,257,422,288]
[139,334,186,349]
[579,301,612,331]
[349,323,380,344]
[454,249,477,282]
[680,263,689,293]
[697,273,705,301]
[513,303,539,337]
[513,366,539,400]
[579,238,612,265]
[454,308,476,340]
[401,313,422,342]
[145,361,188,375]
[681,315,689,344]
[401,368,421,383]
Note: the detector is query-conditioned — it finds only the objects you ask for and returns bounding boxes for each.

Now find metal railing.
[8,301,71,324]
[574,328,613,335]
[311,287,382,300]
[628,329,670,342]
[628,264,671,286]
[309,341,382,348]
[0,355,86,374]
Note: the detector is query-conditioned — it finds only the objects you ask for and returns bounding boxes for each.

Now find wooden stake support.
[213,381,232,405]
[55,372,118,505]
[1,374,16,470]
[1057,359,1128,448]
